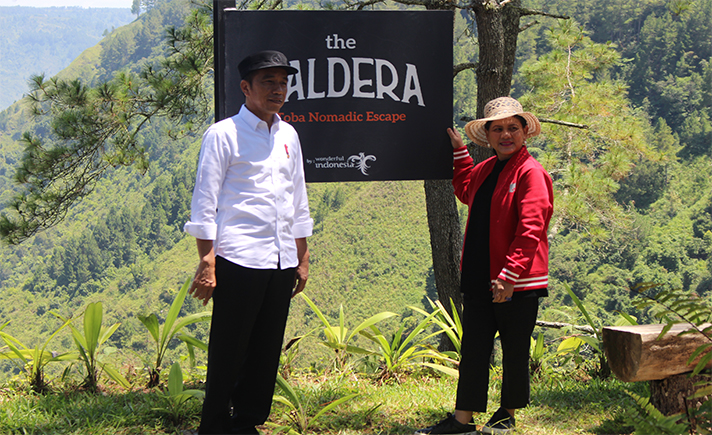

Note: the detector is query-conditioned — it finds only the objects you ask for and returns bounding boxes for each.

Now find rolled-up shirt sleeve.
[290,136,313,240]
[183,127,230,241]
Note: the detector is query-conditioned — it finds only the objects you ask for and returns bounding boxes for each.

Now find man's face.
[241,67,289,123]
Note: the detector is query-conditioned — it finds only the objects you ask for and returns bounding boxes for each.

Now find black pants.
[198,256,295,434]
[455,291,539,412]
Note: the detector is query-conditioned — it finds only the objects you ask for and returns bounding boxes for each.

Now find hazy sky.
[0,0,132,7]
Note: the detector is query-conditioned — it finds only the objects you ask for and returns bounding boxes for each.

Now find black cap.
[238,50,298,79]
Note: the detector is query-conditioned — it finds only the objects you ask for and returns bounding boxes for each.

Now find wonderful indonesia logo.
[305,152,377,176]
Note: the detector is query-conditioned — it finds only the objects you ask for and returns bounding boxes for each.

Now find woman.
[416,97,553,435]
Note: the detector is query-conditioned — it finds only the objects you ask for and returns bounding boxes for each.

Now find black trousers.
[198,256,295,434]
[455,291,539,412]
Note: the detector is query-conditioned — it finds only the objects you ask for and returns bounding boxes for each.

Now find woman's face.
[486,116,527,161]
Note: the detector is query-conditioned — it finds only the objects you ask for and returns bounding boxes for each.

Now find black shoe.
[481,407,516,434]
[414,413,478,434]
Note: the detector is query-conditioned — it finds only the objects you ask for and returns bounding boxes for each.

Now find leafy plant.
[0,319,74,393]
[625,391,689,434]
[359,306,449,382]
[409,299,467,378]
[299,293,397,371]
[174,331,209,374]
[688,397,712,434]
[270,373,359,434]
[412,298,463,359]
[559,283,611,378]
[529,333,553,377]
[155,362,205,425]
[281,330,316,379]
[137,278,211,387]
[53,302,130,391]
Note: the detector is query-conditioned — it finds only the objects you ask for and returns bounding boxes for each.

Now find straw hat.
[464,97,541,147]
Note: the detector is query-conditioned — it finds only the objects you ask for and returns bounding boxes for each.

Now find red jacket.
[453,145,553,292]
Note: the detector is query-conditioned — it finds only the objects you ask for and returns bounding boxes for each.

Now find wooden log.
[602,323,711,382]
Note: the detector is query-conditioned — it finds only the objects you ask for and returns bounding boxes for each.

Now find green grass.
[266,369,645,434]
[0,368,646,434]
[0,386,201,434]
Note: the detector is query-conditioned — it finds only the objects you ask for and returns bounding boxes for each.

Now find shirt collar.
[238,104,282,131]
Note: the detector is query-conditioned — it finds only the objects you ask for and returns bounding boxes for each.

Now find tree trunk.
[650,372,711,417]
[423,0,522,351]
[500,1,522,96]
[473,4,506,114]
[471,0,521,144]
[424,179,463,352]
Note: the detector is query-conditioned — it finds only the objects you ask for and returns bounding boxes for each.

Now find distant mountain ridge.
[0,6,134,110]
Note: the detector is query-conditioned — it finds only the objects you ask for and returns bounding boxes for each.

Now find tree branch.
[453,62,477,78]
[519,7,569,20]
[540,118,589,129]
[355,0,386,9]
[519,20,538,33]
[536,320,596,334]
[460,115,588,130]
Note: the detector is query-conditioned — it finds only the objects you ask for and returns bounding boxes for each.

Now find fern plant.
[625,391,689,434]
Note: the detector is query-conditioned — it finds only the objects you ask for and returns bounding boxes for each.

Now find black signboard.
[214,3,453,182]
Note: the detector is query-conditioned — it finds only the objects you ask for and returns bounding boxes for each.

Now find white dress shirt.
[184,105,313,270]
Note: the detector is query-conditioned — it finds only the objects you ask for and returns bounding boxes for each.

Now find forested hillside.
[535,0,712,322]
[0,6,134,110]
[0,0,709,379]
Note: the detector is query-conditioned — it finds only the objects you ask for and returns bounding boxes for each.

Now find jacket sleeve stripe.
[453,148,470,160]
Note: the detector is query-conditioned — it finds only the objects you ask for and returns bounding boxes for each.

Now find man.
[183,50,313,434]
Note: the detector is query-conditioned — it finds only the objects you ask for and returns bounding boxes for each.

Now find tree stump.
[650,372,710,416]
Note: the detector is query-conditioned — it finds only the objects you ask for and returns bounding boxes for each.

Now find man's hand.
[292,238,309,297]
[190,239,216,306]
[491,278,514,303]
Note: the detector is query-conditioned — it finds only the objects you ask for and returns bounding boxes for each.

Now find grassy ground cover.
[0,368,646,434]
